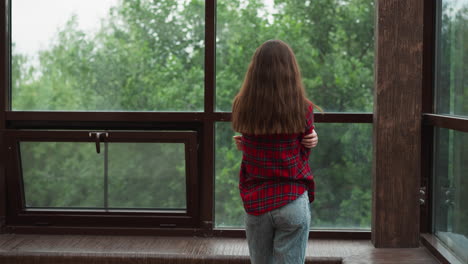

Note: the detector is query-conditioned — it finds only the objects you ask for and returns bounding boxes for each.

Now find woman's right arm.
[233,135,243,151]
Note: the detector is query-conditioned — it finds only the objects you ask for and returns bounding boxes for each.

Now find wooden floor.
[0,234,440,264]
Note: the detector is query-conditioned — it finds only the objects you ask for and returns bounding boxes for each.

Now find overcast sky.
[12,0,118,56]
[12,0,467,58]
[12,0,280,58]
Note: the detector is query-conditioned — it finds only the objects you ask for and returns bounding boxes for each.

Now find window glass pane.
[21,142,103,208]
[215,122,372,229]
[435,0,468,116]
[433,128,468,263]
[215,123,243,226]
[12,0,204,111]
[20,141,186,210]
[108,143,186,209]
[216,0,374,112]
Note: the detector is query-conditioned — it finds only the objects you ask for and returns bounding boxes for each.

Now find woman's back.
[238,103,315,215]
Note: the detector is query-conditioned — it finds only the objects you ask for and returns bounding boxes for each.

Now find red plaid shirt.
[238,104,315,215]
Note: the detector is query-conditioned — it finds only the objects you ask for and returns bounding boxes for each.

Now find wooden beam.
[372,0,424,247]
[0,0,9,234]
[423,114,468,133]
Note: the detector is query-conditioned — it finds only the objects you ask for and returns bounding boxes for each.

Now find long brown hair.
[232,40,320,135]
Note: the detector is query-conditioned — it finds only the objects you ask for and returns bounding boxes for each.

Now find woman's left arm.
[301,129,318,149]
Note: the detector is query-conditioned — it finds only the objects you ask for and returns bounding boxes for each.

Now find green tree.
[12,0,374,228]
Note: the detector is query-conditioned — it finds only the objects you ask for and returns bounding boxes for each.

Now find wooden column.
[372,0,424,247]
[0,0,8,234]
[0,132,5,234]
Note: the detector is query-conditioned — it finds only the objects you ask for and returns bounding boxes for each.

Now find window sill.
[421,233,466,264]
[0,233,440,264]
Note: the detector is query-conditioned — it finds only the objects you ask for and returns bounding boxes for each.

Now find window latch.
[89,132,109,153]
[419,186,427,205]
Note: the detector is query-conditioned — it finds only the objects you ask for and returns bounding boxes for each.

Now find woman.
[232,39,320,264]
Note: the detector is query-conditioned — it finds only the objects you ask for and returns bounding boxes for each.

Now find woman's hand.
[301,129,318,148]
[233,135,243,150]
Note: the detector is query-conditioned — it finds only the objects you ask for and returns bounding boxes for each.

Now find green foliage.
[215,0,374,112]
[21,142,103,207]
[20,141,186,210]
[12,0,375,228]
[13,0,205,111]
[108,143,186,209]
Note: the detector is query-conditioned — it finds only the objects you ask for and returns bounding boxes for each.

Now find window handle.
[89,132,109,153]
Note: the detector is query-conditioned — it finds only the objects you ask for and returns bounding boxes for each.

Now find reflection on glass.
[12,0,204,111]
[433,128,468,263]
[215,122,372,229]
[435,0,468,116]
[216,0,374,112]
[20,142,187,210]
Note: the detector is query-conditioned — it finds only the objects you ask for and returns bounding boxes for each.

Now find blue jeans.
[245,191,311,264]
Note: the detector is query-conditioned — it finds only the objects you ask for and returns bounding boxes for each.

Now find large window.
[5,131,198,227]
[430,0,468,262]
[12,0,205,111]
[214,0,374,229]
[2,0,374,235]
